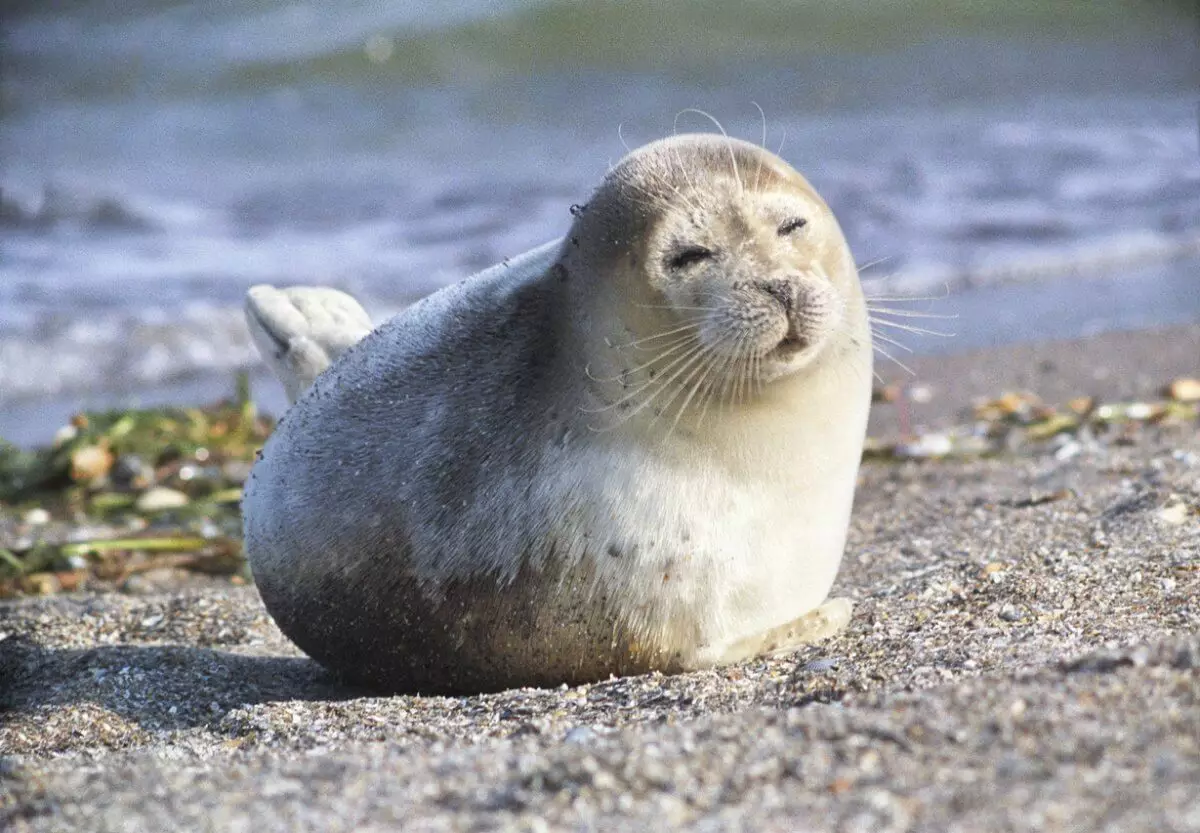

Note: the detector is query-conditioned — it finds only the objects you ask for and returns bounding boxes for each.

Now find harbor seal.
[242,133,873,694]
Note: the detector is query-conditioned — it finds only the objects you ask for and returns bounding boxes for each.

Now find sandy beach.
[1,325,1198,832]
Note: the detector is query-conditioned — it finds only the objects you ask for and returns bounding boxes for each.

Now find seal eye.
[778,217,808,236]
[666,246,715,272]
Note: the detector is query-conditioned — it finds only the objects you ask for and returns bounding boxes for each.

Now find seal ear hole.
[666,245,716,272]
[778,217,808,236]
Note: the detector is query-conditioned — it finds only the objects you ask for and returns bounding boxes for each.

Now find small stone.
[22,508,50,525]
[1165,377,1200,403]
[1156,497,1191,526]
[134,487,190,513]
[563,726,597,744]
[896,433,953,459]
[20,572,61,595]
[70,444,114,484]
[111,455,155,490]
[803,657,840,673]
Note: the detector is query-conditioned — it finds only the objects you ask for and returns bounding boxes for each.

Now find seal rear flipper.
[244,285,373,403]
[697,597,853,667]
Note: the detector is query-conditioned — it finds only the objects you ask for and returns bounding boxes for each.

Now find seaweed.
[0,373,271,596]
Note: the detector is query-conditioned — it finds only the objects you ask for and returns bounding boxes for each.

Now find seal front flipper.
[700,598,854,666]
[244,285,373,403]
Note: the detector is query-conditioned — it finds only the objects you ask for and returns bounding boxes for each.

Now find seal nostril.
[758,280,795,313]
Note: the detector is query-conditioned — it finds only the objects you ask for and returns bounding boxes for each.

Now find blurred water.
[1,0,1199,444]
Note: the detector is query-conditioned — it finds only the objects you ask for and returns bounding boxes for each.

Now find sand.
[1,325,1198,832]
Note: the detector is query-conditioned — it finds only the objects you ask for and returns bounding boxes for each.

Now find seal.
[242,133,873,694]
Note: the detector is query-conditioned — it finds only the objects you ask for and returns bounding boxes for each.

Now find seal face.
[242,134,873,694]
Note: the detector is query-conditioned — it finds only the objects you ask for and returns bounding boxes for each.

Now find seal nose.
[758,279,796,313]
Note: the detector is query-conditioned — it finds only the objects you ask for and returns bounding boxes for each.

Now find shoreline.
[869,321,1200,437]
[1,323,1198,832]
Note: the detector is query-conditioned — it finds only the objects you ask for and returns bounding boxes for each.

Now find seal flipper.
[244,285,373,403]
[701,598,853,666]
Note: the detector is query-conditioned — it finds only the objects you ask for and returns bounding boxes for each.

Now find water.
[2,1,1199,445]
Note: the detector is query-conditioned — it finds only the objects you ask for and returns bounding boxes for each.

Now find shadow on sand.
[0,634,367,732]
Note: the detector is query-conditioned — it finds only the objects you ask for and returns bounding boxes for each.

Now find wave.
[3,0,1195,109]
[0,185,156,232]
[861,229,1200,296]
[2,227,1196,406]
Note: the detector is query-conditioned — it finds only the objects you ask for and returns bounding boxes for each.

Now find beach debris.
[1166,377,1200,403]
[1156,495,1193,526]
[70,443,114,484]
[973,391,1043,422]
[22,507,51,526]
[894,433,954,459]
[866,381,1198,462]
[134,487,191,513]
[111,454,155,490]
[0,374,267,597]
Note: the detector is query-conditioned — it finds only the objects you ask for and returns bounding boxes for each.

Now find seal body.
[243,135,873,693]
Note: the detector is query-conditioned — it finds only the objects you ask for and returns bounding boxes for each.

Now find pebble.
[1166,377,1200,403]
[896,433,954,459]
[1156,497,1191,526]
[134,487,191,513]
[22,507,51,525]
[111,454,155,490]
[802,657,840,673]
[564,726,598,744]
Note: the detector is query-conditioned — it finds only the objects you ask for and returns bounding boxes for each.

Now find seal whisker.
[666,338,734,438]
[868,316,956,338]
[624,331,705,356]
[639,163,705,217]
[657,343,722,436]
[734,337,754,405]
[623,146,706,217]
[613,322,704,349]
[675,108,744,194]
[617,122,633,153]
[856,256,893,273]
[690,289,736,304]
[751,101,767,193]
[870,330,915,354]
[695,335,741,427]
[613,175,678,214]
[871,342,916,376]
[581,339,712,416]
[865,306,957,320]
[666,147,703,212]
[610,340,722,431]
[862,283,952,303]
[586,335,701,382]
